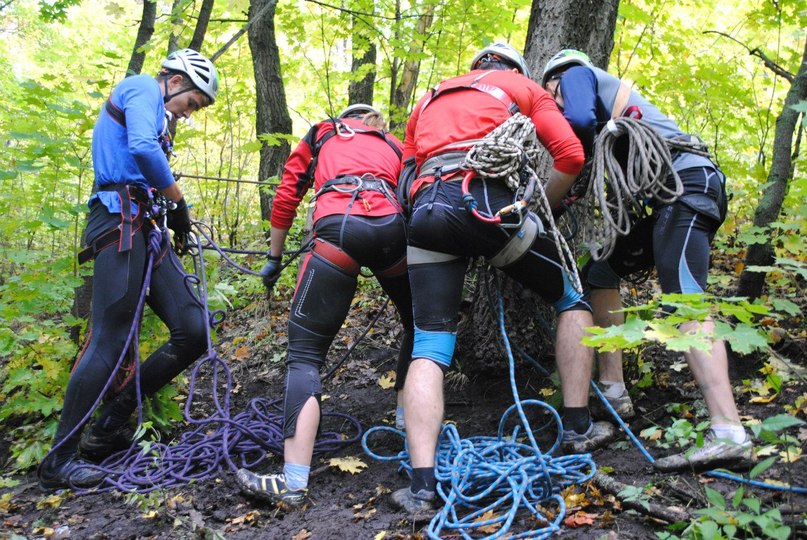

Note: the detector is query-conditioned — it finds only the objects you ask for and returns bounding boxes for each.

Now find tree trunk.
[348,16,376,107]
[188,0,215,52]
[167,0,184,55]
[247,0,292,225]
[125,0,157,76]
[456,0,619,376]
[389,5,434,131]
[737,41,807,299]
[523,0,619,77]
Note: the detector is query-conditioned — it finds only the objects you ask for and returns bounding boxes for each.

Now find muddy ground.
[1,290,806,540]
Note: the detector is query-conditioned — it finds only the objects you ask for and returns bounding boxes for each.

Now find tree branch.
[211,0,278,62]
[591,472,692,524]
[303,0,420,20]
[703,30,794,82]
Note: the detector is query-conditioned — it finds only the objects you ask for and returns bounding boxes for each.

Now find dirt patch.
[2,296,806,539]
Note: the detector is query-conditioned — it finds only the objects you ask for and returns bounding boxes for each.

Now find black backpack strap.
[105,98,126,127]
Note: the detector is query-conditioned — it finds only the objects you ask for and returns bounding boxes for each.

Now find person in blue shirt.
[541,50,752,472]
[38,49,219,490]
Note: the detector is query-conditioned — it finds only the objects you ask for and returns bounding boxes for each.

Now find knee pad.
[412,326,455,372]
[586,259,621,290]
[312,238,360,276]
[489,213,544,268]
[553,269,591,314]
[283,361,322,439]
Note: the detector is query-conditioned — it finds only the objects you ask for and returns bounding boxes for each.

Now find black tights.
[52,213,206,464]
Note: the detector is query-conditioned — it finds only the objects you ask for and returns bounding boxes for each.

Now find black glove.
[166,197,192,251]
[260,255,283,292]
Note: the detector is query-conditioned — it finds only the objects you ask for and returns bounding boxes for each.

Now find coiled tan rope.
[583,117,685,261]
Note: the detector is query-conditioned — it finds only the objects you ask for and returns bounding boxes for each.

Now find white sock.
[710,424,747,444]
[600,381,626,399]
[283,462,310,490]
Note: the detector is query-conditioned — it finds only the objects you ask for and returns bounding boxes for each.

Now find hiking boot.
[236,469,308,509]
[390,487,437,520]
[590,390,635,420]
[38,455,106,491]
[79,420,135,462]
[654,433,754,472]
[561,421,615,454]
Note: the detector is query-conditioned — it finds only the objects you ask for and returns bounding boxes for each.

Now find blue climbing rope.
[363,289,596,539]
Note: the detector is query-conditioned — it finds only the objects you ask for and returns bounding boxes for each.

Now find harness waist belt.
[78,184,152,265]
[316,175,393,197]
[418,151,468,179]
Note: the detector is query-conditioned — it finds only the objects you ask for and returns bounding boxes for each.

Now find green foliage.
[584,293,781,357]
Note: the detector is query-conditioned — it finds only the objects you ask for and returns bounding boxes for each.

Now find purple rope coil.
[67,223,362,494]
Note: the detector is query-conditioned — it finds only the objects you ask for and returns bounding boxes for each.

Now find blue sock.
[283,462,310,490]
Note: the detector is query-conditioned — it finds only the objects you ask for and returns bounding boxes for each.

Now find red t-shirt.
[271,118,404,230]
[403,69,585,198]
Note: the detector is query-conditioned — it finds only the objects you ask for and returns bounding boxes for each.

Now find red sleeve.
[522,85,584,176]
[270,124,319,230]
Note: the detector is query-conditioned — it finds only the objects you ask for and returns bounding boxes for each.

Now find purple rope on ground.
[72,223,361,494]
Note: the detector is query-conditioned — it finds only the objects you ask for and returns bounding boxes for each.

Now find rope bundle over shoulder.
[584,117,684,261]
[464,113,541,191]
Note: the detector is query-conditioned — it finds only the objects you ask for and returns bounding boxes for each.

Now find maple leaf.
[233,346,251,361]
[36,494,63,510]
[563,511,597,528]
[472,510,502,534]
[378,370,396,390]
[292,529,312,540]
[329,456,368,474]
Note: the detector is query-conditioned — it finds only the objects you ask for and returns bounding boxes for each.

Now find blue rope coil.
[363,290,596,539]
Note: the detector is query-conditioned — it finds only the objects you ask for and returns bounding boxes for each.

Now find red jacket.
[403,69,585,198]
[271,118,404,230]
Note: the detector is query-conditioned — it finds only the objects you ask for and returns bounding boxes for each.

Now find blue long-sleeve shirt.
[90,74,175,213]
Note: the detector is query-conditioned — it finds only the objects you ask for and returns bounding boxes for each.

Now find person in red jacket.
[236,105,414,508]
[390,43,613,515]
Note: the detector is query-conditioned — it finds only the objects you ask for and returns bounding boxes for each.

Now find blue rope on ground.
[363,291,596,539]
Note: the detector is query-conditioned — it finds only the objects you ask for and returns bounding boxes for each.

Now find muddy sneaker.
[590,391,635,420]
[79,420,135,462]
[390,487,437,520]
[654,433,754,472]
[561,421,615,454]
[236,469,307,508]
[38,455,106,491]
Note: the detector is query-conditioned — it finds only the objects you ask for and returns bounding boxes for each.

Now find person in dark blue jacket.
[38,49,219,490]
[542,50,752,472]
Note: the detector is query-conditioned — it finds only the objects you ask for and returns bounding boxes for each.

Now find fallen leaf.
[354,507,377,521]
[564,511,597,528]
[329,456,368,474]
[233,346,251,361]
[472,509,502,534]
[143,510,158,519]
[374,532,387,540]
[36,493,63,510]
[378,371,396,390]
[749,394,778,404]
[779,447,802,463]
[755,444,778,457]
[292,529,312,540]
[539,387,554,397]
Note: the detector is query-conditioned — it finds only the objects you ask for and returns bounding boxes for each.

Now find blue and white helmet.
[162,49,219,104]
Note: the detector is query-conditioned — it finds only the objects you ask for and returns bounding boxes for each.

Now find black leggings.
[282,213,414,438]
[52,204,206,462]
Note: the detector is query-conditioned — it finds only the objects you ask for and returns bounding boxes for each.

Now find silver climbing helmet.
[162,49,219,104]
[338,103,379,119]
[541,49,592,86]
[470,42,531,79]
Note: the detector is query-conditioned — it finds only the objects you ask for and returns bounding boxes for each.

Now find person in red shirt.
[236,105,414,508]
[390,43,613,515]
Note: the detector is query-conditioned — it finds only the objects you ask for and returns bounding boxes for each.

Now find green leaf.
[704,486,726,509]
[760,414,805,432]
[748,456,777,479]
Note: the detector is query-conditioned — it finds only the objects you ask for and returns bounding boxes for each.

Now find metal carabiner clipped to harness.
[460,170,534,229]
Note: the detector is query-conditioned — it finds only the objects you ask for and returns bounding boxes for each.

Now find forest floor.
[1,280,806,540]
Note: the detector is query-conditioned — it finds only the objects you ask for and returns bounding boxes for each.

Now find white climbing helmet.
[162,49,219,104]
[470,42,531,79]
[541,49,592,86]
[338,103,379,119]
